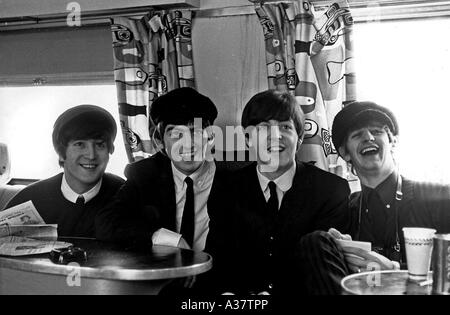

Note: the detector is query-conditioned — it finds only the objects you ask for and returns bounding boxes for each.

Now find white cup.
[403,227,436,281]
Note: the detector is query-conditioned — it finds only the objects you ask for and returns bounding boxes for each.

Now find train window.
[0,85,128,180]
[354,18,450,184]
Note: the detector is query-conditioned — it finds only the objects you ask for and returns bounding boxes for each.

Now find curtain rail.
[0,6,155,30]
[2,0,450,30]
[0,72,114,87]
[196,1,450,22]
[250,0,450,7]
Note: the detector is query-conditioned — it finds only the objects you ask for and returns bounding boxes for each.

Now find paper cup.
[403,227,436,281]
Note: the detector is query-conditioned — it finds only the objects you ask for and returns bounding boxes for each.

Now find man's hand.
[327,228,399,273]
[328,228,352,241]
[342,247,398,273]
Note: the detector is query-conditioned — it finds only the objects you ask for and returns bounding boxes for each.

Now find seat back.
[0,185,24,211]
[0,143,11,186]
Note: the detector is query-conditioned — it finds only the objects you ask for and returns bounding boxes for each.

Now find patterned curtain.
[111,10,195,162]
[254,0,356,174]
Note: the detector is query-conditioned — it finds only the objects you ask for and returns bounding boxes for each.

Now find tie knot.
[76,195,85,205]
[268,181,277,194]
[185,177,193,187]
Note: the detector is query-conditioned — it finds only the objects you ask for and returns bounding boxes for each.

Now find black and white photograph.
[0,0,450,304]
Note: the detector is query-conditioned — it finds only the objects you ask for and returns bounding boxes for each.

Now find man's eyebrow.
[349,129,362,135]
[366,125,385,131]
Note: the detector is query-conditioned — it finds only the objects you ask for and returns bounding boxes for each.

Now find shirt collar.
[362,170,398,205]
[61,173,103,204]
[171,160,216,192]
[256,162,296,193]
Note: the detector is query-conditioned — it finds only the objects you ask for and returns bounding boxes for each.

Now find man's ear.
[296,137,303,152]
[245,133,252,149]
[151,125,165,152]
[58,155,65,168]
[109,144,115,155]
[389,135,398,155]
[338,146,351,162]
[390,135,398,148]
[205,128,215,145]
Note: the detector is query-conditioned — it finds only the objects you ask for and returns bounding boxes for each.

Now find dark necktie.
[181,177,195,248]
[267,181,279,215]
[76,195,85,206]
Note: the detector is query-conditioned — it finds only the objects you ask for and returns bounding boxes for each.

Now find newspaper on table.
[0,224,58,241]
[0,236,72,256]
[0,201,71,256]
[0,200,45,226]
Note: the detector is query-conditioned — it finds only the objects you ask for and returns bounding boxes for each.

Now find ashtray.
[49,246,87,265]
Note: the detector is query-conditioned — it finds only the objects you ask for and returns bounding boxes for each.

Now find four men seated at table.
[5,105,124,238]
[4,88,450,295]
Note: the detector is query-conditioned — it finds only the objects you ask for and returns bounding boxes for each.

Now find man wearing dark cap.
[5,105,124,238]
[297,101,450,294]
[96,87,229,255]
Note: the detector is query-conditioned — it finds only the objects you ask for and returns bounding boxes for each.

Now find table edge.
[0,249,213,281]
[341,270,409,295]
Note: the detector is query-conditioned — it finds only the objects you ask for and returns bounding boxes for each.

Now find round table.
[0,238,212,295]
[341,270,433,295]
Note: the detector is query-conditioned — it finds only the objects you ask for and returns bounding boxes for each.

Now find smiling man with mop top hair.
[96,87,233,293]
[5,104,124,238]
[96,87,228,251]
[221,89,350,296]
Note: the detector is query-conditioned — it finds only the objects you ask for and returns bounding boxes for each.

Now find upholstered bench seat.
[0,185,25,211]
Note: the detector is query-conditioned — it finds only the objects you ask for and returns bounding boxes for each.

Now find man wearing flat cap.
[96,87,232,292]
[6,105,124,238]
[96,87,230,258]
[296,101,450,294]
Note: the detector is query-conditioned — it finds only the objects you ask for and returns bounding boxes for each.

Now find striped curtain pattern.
[111,10,195,162]
[255,0,356,174]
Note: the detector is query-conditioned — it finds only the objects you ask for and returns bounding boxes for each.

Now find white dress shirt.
[256,162,296,209]
[61,174,102,204]
[152,161,216,251]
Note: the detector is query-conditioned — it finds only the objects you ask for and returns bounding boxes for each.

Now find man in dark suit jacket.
[95,88,231,293]
[222,90,350,295]
[298,101,450,294]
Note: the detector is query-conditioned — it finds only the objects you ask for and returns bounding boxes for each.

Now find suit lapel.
[208,165,224,214]
[279,163,310,217]
[156,156,177,231]
[248,163,268,212]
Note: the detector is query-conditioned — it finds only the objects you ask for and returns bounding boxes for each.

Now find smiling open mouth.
[360,146,379,156]
[267,144,286,153]
[180,150,197,158]
[80,164,98,169]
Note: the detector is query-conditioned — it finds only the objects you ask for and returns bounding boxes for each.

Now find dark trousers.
[295,231,350,295]
[160,231,350,296]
